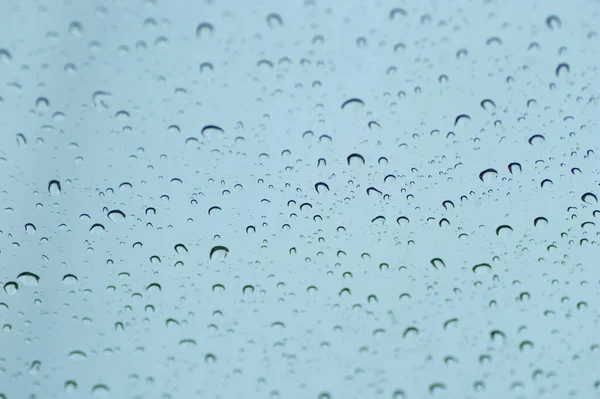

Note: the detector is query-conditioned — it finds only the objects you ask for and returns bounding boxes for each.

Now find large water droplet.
[17,272,39,286]
[209,246,229,260]
[107,210,125,223]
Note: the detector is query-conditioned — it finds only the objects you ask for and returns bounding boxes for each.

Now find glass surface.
[1,0,599,398]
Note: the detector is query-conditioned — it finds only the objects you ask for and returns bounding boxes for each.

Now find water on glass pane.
[1,0,599,398]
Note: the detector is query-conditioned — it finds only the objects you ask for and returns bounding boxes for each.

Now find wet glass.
[1,0,599,398]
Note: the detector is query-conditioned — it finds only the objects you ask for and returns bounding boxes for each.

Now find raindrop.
[89,223,105,233]
[17,272,39,286]
[454,114,471,126]
[201,125,224,139]
[25,223,36,233]
[0,48,12,64]
[64,380,78,393]
[340,98,365,110]
[48,180,61,195]
[91,384,110,397]
[266,13,283,28]
[174,244,188,254]
[546,15,561,29]
[35,97,50,112]
[209,246,229,260]
[314,182,329,193]
[62,274,78,285]
[429,383,446,394]
[581,192,598,204]
[534,217,548,227]
[397,216,410,225]
[495,225,513,236]
[107,210,125,223]
[431,258,446,270]
[556,63,570,77]
[443,318,459,329]
[528,135,545,145]
[389,8,407,19]
[347,153,365,166]
[508,163,522,174]
[92,91,112,109]
[208,206,222,216]
[479,168,498,182]
[196,22,214,38]
[366,187,382,196]
[179,339,197,348]
[480,99,496,110]
[212,284,225,292]
[3,282,18,296]
[146,283,162,293]
[69,21,84,36]
[68,350,87,360]
[403,326,419,338]
[472,263,492,274]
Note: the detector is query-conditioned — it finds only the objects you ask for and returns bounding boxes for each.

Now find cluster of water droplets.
[1,0,599,398]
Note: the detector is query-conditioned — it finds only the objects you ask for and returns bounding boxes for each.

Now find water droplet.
[528,134,545,145]
[64,380,78,393]
[62,274,78,285]
[534,217,548,227]
[201,125,224,140]
[89,223,105,233]
[581,192,598,204]
[556,62,570,77]
[546,15,562,29]
[347,153,365,166]
[196,22,214,38]
[204,353,217,363]
[25,223,36,233]
[472,263,492,274]
[341,98,365,110]
[495,225,513,236]
[430,258,446,270]
[69,21,84,36]
[209,246,229,260]
[17,272,39,286]
[92,91,112,109]
[91,384,110,397]
[174,244,188,254]
[508,163,522,174]
[179,339,196,348]
[107,210,125,223]
[208,206,222,216]
[3,282,18,296]
[314,182,329,193]
[48,180,61,195]
[0,48,12,65]
[68,350,87,361]
[146,283,162,293]
[454,114,471,126]
[35,97,50,112]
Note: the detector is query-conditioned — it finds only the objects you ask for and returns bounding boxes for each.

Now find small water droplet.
[48,180,61,195]
[68,350,87,361]
[64,380,78,393]
[3,282,18,296]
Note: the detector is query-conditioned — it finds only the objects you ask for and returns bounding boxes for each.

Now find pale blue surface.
[1,0,600,398]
